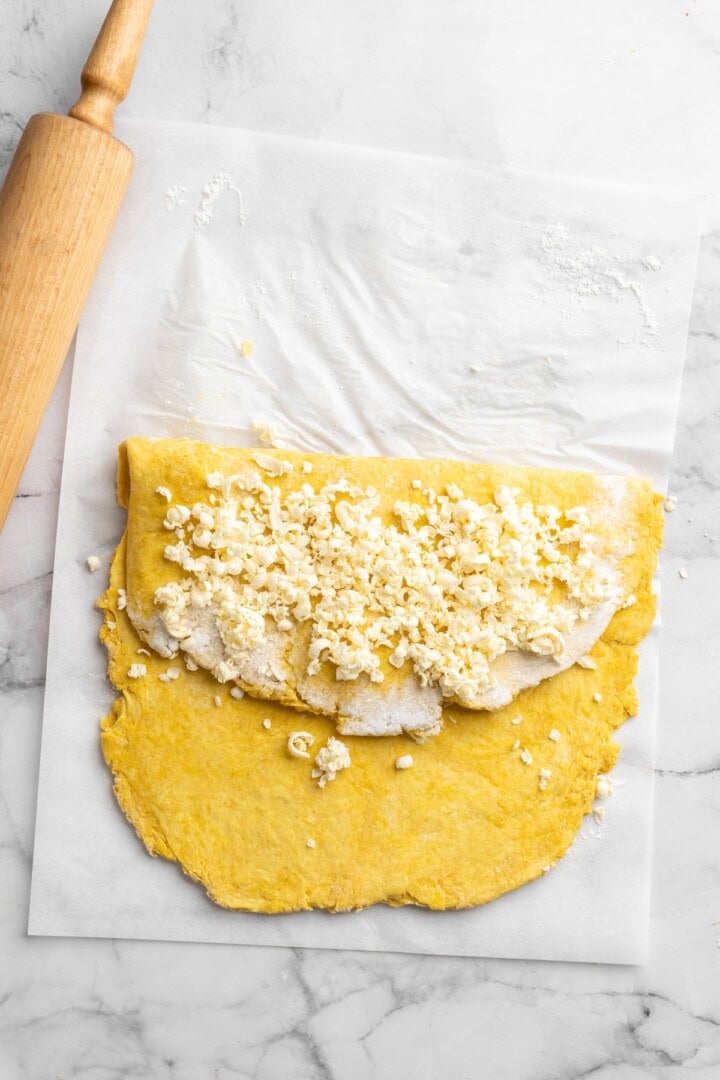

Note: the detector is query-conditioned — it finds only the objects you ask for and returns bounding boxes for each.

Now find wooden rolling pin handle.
[69,0,154,134]
[70,76,130,137]
[0,0,154,530]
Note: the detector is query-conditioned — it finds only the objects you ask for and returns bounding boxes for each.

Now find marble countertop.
[1,1,719,1076]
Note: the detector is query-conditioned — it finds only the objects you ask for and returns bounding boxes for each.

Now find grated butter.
[153,474,619,707]
[288,731,315,759]
[311,737,351,787]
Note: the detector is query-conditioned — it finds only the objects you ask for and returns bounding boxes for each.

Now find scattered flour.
[163,185,188,212]
[194,173,246,230]
[539,224,662,342]
[604,270,658,337]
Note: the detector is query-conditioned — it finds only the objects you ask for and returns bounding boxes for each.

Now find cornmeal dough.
[100,439,662,913]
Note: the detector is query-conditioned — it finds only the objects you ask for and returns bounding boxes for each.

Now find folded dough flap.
[118,437,661,737]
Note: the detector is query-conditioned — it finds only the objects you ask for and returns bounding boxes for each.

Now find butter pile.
[152,460,620,708]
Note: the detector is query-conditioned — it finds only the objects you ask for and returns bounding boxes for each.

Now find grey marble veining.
[1,1,719,1077]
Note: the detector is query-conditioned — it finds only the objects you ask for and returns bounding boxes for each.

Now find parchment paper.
[28,119,701,962]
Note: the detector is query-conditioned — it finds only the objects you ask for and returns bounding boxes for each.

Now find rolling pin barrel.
[0,0,153,531]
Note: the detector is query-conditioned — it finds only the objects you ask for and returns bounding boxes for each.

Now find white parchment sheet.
[28,119,701,961]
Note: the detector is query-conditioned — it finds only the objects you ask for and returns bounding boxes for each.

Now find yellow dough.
[100,438,662,912]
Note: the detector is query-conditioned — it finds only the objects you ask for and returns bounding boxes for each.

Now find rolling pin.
[0,0,155,531]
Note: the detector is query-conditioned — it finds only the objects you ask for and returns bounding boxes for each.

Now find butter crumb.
[164,505,191,529]
[288,731,315,759]
[311,736,351,787]
[512,739,521,751]
[158,668,180,683]
[576,654,597,670]
[520,748,533,765]
[306,838,316,849]
[593,692,603,703]
[596,776,613,800]
[663,495,677,513]
[117,588,127,610]
[127,663,147,679]
[252,452,292,477]
[213,694,222,707]
[252,420,278,446]
[539,777,548,791]
[230,686,245,700]
[262,718,272,729]
[302,461,313,474]
[411,479,422,489]
[156,486,172,502]
[106,620,116,631]
[86,555,101,572]
[622,593,637,609]
[395,754,414,770]
[539,767,552,780]
[592,806,606,824]
[136,647,151,656]
[511,714,523,725]
[548,728,561,742]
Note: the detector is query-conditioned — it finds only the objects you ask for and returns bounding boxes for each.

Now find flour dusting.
[539,224,662,342]
[604,271,658,336]
[163,185,188,212]
[194,173,246,230]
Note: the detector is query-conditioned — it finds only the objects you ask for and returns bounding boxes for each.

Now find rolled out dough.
[99,439,662,912]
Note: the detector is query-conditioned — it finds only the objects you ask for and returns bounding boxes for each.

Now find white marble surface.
[1,1,719,1076]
